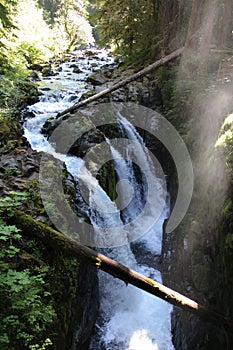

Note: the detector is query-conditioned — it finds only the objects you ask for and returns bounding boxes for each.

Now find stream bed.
[23,48,174,350]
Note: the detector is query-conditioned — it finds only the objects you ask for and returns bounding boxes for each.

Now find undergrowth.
[0,192,55,350]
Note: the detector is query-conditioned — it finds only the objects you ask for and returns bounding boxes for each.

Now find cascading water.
[89,117,174,350]
[23,49,174,350]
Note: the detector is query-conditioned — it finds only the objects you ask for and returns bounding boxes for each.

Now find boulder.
[42,64,56,77]
[70,64,83,74]
[87,73,107,85]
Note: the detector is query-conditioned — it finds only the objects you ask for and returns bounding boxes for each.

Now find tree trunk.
[182,0,218,77]
[216,0,233,48]
[56,47,184,118]
[6,209,233,335]
[198,0,218,75]
[184,0,204,52]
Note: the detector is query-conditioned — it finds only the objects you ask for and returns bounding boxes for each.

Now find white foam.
[92,223,174,350]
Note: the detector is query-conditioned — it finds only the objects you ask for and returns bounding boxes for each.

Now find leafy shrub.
[0,193,55,350]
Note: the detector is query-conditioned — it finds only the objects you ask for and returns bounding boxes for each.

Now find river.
[23,48,174,350]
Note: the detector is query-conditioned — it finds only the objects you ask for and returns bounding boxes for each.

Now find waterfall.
[23,48,174,350]
[89,114,174,350]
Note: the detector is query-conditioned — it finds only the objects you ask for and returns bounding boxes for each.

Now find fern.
[0,193,55,349]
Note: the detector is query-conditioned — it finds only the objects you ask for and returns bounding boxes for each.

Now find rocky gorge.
[1,46,233,349]
[1,49,172,349]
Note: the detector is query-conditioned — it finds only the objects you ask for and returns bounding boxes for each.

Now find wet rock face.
[70,263,99,350]
[161,83,233,350]
[0,145,42,211]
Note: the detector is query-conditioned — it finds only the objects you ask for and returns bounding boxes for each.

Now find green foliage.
[0,190,29,208]
[0,0,18,35]
[0,191,81,349]
[0,0,18,71]
[0,3,46,146]
[29,338,53,350]
[0,76,24,106]
[0,194,55,350]
[37,0,61,24]
[17,41,43,66]
[90,0,157,65]
[216,113,233,182]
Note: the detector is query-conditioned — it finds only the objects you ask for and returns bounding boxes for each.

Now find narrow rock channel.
[23,48,174,350]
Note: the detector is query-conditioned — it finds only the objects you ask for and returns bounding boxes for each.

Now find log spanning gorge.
[23,48,175,349]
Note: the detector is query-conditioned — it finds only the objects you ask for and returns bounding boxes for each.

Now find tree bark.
[184,0,203,52]
[56,47,184,118]
[6,209,233,335]
[181,0,218,78]
[198,0,218,75]
[216,0,233,48]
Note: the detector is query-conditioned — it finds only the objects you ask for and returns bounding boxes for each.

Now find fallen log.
[57,47,184,117]
[6,209,233,334]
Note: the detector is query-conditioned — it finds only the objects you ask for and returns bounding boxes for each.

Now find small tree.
[54,0,94,51]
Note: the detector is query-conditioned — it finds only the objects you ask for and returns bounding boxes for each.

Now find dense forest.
[1,0,233,349]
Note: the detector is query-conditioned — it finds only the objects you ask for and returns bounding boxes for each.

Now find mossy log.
[57,48,184,118]
[6,209,233,334]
